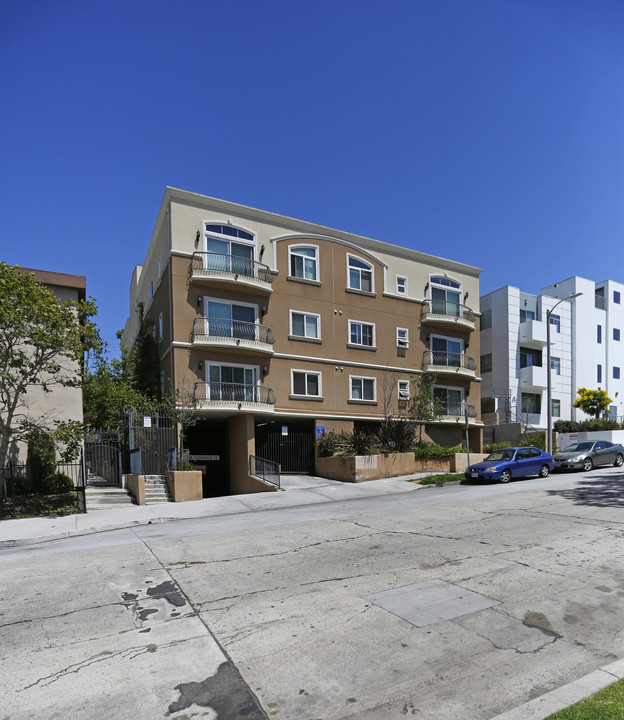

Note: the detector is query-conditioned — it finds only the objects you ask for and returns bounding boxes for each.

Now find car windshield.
[486,449,515,461]
[562,442,594,452]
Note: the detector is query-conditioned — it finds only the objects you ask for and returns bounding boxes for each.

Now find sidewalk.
[0,472,429,547]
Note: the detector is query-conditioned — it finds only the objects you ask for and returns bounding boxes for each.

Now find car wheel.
[583,457,593,471]
[615,454,624,468]
[539,464,550,478]
[500,469,511,484]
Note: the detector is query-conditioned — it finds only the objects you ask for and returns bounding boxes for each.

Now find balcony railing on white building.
[423,350,477,374]
[191,252,273,286]
[192,317,275,349]
[194,382,276,408]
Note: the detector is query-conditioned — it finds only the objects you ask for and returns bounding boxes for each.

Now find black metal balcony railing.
[194,382,276,406]
[192,317,275,345]
[191,252,273,285]
[421,299,475,323]
[423,350,477,371]
[440,401,477,418]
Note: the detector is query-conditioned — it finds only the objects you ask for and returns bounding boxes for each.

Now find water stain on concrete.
[167,661,265,719]
[146,580,186,607]
[522,611,561,638]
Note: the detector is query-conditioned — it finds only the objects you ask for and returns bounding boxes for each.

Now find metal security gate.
[85,431,122,487]
[127,409,177,475]
[255,419,315,474]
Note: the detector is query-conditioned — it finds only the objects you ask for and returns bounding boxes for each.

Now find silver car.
[553,441,624,471]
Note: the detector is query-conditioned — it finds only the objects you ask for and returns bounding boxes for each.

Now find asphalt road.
[3,467,624,720]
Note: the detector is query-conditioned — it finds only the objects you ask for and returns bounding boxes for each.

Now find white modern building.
[480,276,624,429]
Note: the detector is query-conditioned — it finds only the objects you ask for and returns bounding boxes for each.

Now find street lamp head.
[567,292,583,300]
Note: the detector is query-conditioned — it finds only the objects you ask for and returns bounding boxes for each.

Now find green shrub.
[377,420,416,453]
[345,429,377,456]
[176,460,196,471]
[42,473,75,494]
[27,431,56,493]
[317,430,349,457]
[554,418,624,433]
[483,441,512,453]
[413,442,456,458]
[4,476,30,496]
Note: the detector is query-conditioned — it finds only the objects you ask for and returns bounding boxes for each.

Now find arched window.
[430,276,461,316]
[289,245,318,281]
[204,223,256,277]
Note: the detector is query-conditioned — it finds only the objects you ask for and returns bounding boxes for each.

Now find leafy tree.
[407,373,443,442]
[83,346,158,430]
[0,263,102,471]
[133,322,161,400]
[573,387,612,419]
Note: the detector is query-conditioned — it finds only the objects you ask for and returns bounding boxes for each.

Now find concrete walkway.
[2,471,622,720]
[0,472,429,548]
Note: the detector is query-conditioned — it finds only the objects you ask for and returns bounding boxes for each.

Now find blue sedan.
[465,447,555,483]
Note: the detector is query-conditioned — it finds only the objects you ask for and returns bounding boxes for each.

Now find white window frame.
[290,369,322,397]
[289,310,321,339]
[396,276,407,295]
[433,385,464,415]
[349,375,377,401]
[550,356,561,375]
[397,379,410,400]
[396,327,409,348]
[206,362,259,398]
[204,296,258,322]
[288,244,319,282]
[348,319,376,348]
[204,223,256,255]
[347,254,374,292]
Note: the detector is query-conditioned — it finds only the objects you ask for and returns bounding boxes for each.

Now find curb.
[489,658,624,719]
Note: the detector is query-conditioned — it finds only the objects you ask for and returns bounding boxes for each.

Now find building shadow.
[545,471,624,508]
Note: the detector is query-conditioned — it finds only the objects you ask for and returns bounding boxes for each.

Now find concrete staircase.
[144,475,172,504]
[85,486,135,512]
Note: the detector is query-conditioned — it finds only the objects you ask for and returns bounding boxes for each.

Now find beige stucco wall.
[166,470,203,502]
[126,474,145,504]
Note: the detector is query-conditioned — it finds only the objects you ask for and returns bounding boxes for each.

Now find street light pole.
[546,292,582,455]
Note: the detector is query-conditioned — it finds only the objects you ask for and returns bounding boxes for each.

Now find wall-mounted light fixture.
[195,230,201,247]
[259,244,265,260]
[262,365,269,377]
[424,282,430,293]
[261,305,267,317]
[464,291,469,301]
[198,360,203,371]
[197,296,202,307]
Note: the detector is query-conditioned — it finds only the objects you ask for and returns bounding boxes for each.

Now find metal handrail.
[192,317,275,345]
[440,401,477,418]
[194,382,276,406]
[191,252,273,284]
[421,299,475,322]
[249,455,280,488]
[423,350,477,371]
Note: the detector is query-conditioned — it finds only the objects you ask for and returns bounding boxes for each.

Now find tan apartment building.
[7,268,86,463]
[122,188,483,494]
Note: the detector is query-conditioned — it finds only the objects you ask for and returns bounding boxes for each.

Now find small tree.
[407,373,443,442]
[573,387,612,419]
[0,263,102,472]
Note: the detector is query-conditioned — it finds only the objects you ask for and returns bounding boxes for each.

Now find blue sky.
[1,0,623,353]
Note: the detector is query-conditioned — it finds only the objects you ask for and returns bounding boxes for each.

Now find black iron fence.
[126,409,177,476]
[249,455,280,488]
[421,299,475,323]
[1,454,86,518]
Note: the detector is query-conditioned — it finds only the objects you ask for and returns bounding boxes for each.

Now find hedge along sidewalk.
[415,473,463,486]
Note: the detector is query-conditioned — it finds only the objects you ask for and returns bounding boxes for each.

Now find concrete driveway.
[2,467,624,719]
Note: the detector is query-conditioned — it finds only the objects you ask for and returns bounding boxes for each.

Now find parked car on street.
[553,441,624,471]
[465,446,554,483]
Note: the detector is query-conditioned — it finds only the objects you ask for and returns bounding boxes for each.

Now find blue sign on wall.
[316,425,325,439]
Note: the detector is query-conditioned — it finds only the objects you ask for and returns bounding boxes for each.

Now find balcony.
[421,300,475,331]
[518,364,547,389]
[191,252,273,293]
[437,402,478,423]
[192,317,275,355]
[194,382,276,413]
[518,320,547,347]
[422,350,477,378]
